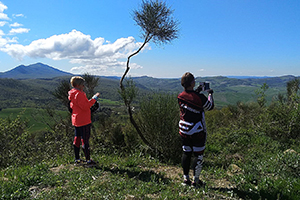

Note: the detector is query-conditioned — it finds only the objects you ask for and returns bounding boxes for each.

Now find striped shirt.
[178,90,214,136]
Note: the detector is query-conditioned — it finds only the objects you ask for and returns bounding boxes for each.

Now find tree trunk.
[119,33,161,154]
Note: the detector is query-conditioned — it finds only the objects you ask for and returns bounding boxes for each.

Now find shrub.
[136,93,181,163]
[122,122,141,151]
[263,78,300,141]
[0,111,33,167]
[206,101,265,134]
[0,109,76,168]
[265,100,300,141]
[92,113,133,154]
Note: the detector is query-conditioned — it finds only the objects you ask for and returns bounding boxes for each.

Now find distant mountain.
[0,63,73,79]
[227,76,273,79]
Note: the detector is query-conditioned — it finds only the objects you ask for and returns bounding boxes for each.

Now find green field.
[0,108,68,133]
[99,98,122,106]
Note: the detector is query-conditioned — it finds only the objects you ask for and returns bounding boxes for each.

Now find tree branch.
[119,33,152,90]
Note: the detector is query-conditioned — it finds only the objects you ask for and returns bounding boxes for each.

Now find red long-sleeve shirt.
[68,88,96,127]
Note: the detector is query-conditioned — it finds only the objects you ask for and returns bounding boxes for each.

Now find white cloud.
[0,12,9,20]
[7,36,18,43]
[0,21,7,26]
[12,14,24,18]
[70,61,142,75]
[0,37,7,46]
[1,29,148,74]
[0,2,9,20]
[0,1,7,12]
[0,35,18,47]
[0,2,29,49]
[9,28,30,35]
[10,22,23,27]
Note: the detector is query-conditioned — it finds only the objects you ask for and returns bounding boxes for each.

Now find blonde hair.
[70,76,85,87]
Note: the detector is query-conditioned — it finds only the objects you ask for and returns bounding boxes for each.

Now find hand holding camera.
[195,82,213,94]
[207,89,214,94]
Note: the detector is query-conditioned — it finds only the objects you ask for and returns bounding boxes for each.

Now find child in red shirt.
[68,76,100,165]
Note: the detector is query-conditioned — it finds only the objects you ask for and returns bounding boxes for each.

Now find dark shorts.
[180,131,207,152]
[74,124,91,148]
[74,124,91,160]
[75,124,91,137]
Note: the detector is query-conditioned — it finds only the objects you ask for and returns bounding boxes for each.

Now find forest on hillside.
[0,75,297,109]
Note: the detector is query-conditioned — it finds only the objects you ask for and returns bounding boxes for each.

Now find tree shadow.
[91,164,274,199]
[208,186,262,200]
[94,165,170,184]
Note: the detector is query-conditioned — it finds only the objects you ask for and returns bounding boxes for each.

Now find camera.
[195,82,210,92]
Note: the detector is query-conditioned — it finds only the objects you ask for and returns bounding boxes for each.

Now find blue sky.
[0,0,299,78]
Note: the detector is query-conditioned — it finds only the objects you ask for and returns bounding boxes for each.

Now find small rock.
[228,164,242,174]
[284,149,298,155]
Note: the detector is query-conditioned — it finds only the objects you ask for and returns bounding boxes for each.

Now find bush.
[0,111,33,167]
[262,78,300,141]
[122,122,141,151]
[136,93,181,163]
[265,100,300,141]
[92,113,139,154]
[0,109,76,168]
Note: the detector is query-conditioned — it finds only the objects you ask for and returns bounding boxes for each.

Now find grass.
[0,152,240,200]
[3,140,298,200]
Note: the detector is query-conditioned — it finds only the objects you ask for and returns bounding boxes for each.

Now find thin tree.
[53,73,99,108]
[82,73,100,99]
[52,79,72,108]
[287,78,300,103]
[119,0,179,150]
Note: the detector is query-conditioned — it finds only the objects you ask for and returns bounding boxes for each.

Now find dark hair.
[181,72,195,88]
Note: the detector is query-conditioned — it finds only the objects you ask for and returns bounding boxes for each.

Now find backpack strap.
[68,100,73,113]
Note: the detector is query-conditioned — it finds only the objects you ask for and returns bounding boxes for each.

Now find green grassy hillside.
[0,108,68,133]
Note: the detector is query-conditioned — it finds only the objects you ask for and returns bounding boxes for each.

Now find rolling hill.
[0,62,299,109]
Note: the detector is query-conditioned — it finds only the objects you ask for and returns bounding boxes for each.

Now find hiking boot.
[192,180,205,188]
[74,159,85,166]
[86,159,97,166]
[181,179,192,186]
